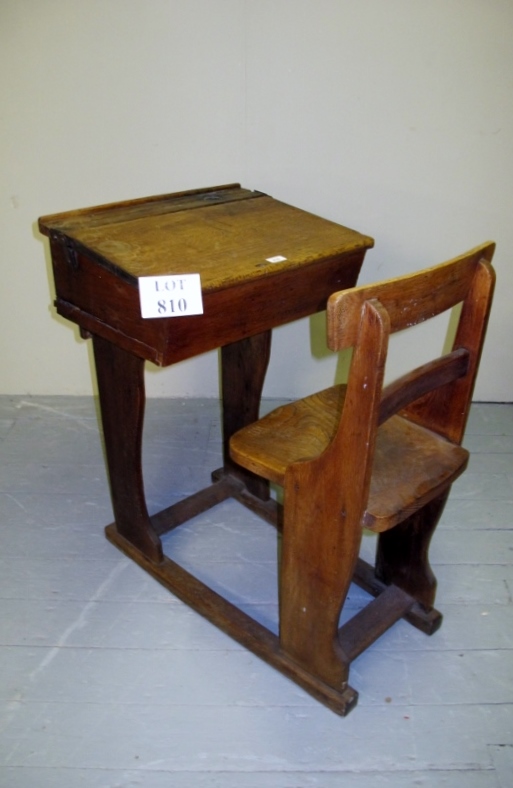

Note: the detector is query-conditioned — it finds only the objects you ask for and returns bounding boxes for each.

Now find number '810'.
[157,298,187,315]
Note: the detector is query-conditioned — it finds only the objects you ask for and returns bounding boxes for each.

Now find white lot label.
[138,274,203,319]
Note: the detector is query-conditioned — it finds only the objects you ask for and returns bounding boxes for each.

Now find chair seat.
[230,384,469,532]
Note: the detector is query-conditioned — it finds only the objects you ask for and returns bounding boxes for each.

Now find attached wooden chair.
[230,242,496,715]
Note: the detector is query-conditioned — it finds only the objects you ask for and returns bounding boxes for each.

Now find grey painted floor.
[0,395,512,787]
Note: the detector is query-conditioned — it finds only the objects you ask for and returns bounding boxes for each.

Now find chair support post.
[375,488,450,609]
[279,464,362,689]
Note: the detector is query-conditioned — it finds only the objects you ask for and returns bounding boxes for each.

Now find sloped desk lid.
[39,183,374,290]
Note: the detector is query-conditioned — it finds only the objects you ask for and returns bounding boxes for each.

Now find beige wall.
[1,0,511,400]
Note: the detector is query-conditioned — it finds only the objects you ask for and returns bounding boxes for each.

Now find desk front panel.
[51,236,367,365]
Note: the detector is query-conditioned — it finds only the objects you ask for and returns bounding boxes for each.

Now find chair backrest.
[327,242,496,446]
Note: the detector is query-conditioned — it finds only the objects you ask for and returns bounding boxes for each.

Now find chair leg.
[278,465,362,694]
[375,488,450,612]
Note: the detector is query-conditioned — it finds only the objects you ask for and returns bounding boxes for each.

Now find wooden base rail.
[106,479,441,716]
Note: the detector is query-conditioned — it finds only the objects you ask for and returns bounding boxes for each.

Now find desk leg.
[92,335,163,563]
[217,331,272,500]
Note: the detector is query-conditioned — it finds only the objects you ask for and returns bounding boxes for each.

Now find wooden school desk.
[39,183,374,709]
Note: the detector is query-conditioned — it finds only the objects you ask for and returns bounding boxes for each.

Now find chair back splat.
[230,242,496,715]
